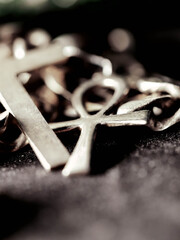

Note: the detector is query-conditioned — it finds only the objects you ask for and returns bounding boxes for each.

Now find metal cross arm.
[49,74,150,176]
[0,42,70,170]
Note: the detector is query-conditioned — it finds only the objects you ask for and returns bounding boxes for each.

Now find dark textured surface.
[0,124,180,240]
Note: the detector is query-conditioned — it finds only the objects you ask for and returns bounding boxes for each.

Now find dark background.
[2,0,180,79]
[1,1,180,239]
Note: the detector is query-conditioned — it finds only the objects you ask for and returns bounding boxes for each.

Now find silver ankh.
[50,74,149,176]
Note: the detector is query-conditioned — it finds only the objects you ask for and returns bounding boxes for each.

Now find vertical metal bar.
[0,49,70,170]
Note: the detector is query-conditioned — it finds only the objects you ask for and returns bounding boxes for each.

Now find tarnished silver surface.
[0,42,70,170]
[126,76,180,131]
[0,26,180,176]
[128,76,180,98]
[40,66,72,101]
[40,66,110,116]
[50,74,150,176]
[0,110,9,135]
[23,33,113,117]
[117,94,171,115]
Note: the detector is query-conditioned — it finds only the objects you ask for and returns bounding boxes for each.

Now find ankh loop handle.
[50,74,149,176]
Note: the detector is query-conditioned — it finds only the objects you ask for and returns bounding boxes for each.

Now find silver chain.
[0,23,179,175]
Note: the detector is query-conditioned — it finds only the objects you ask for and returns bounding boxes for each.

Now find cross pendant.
[0,42,70,170]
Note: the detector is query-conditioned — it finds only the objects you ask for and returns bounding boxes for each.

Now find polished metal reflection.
[40,66,110,116]
[117,94,171,115]
[126,76,180,130]
[0,26,180,176]
[40,66,72,101]
[117,77,180,131]
[128,76,180,98]
[12,37,26,59]
[0,110,9,134]
[0,42,71,170]
[50,74,150,176]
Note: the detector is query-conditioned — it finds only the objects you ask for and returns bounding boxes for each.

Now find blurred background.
[1,0,180,79]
